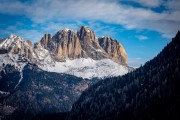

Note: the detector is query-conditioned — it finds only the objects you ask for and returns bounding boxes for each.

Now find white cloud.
[127,0,163,8]
[162,33,174,39]
[136,35,149,40]
[0,0,179,39]
[16,29,43,42]
[165,0,180,10]
[0,24,43,42]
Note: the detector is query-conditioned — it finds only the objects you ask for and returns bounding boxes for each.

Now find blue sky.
[0,0,180,67]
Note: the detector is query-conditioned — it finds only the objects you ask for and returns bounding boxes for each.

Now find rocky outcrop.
[40,33,52,50]
[98,36,127,65]
[0,26,128,66]
[77,26,108,59]
[53,29,82,60]
[40,29,83,61]
[39,26,127,65]
[0,34,36,62]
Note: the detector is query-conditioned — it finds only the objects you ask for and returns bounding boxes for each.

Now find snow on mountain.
[0,35,53,72]
[0,27,131,79]
[0,34,28,50]
[39,58,129,79]
[0,90,10,95]
[64,28,71,32]
[34,42,55,68]
[0,35,32,70]
[14,63,27,89]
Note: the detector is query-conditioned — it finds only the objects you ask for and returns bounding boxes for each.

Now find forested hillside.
[68,31,180,120]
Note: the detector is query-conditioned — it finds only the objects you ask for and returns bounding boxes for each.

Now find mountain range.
[2,27,179,120]
[0,26,130,79]
[0,26,131,119]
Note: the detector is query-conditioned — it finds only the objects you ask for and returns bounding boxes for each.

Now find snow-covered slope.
[39,58,129,79]
[0,35,28,71]
[34,42,55,68]
[0,35,53,71]
[0,34,131,79]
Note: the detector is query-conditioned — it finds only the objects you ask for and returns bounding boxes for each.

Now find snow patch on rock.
[14,63,27,89]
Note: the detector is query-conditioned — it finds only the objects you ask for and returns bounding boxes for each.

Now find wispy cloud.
[165,0,180,10]
[0,0,179,39]
[126,0,163,8]
[162,33,175,39]
[136,35,149,40]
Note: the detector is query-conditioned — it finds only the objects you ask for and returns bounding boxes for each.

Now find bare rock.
[77,26,108,59]
[98,36,127,65]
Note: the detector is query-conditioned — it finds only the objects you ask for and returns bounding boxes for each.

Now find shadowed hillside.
[67,31,180,120]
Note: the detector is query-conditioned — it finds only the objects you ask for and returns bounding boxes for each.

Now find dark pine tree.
[68,31,180,120]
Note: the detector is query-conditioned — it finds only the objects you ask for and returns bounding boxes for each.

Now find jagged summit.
[39,26,128,64]
[0,26,130,78]
[9,34,20,38]
[63,28,73,32]
[0,34,36,61]
[77,26,96,40]
[0,34,23,48]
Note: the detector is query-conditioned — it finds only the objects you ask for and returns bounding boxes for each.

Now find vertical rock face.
[40,29,83,61]
[39,26,128,65]
[0,26,128,66]
[77,26,108,59]
[53,29,82,60]
[98,36,127,65]
[77,26,96,41]
[40,33,52,50]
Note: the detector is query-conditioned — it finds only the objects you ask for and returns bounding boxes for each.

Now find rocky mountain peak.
[55,29,76,42]
[76,26,108,59]
[37,26,127,65]
[63,28,73,32]
[25,40,33,47]
[9,34,20,39]
[0,26,128,68]
[98,36,127,65]
[0,35,36,70]
[40,33,52,50]
[53,29,82,60]
[77,26,96,41]
[0,34,22,49]
[39,29,83,61]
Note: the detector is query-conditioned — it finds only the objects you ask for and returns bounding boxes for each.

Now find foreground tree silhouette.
[68,31,180,120]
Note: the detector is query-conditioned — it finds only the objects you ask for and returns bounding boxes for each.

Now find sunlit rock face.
[98,36,127,65]
[39,26,127,65]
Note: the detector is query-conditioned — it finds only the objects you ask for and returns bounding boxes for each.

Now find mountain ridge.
[39,26,128,65]
[0,26,130,79]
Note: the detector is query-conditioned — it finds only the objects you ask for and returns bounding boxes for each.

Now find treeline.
[67,31,180,120]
